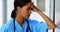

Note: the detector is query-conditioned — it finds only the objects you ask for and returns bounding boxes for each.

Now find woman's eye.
[31,8,33,10]
[28,7,32,10]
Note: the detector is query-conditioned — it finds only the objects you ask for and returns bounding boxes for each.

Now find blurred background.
[0,0,60,32]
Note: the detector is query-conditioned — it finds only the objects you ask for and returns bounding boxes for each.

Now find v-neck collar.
[15,19,28,32]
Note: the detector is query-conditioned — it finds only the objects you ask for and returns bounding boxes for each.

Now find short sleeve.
[0,24,7,32]
[37,22,48,32]
[0,18,14,32]
[25,19,48,32]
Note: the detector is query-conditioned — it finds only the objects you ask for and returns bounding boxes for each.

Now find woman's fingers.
[28,2,40,12]
[30,3,39,12]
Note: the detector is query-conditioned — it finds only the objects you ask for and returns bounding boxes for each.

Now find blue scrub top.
[0,18,47,32]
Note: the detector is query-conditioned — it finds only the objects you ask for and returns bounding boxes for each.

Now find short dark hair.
[11,0,31,18]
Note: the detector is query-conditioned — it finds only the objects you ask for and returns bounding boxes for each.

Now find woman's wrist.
[35,7,42,13]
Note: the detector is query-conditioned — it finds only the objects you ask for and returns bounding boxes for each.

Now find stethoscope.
[13,18,32,32]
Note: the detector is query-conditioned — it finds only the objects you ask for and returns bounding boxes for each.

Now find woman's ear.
[17,6,21,12]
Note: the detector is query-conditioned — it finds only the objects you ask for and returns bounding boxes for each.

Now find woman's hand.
[30,3,40,12]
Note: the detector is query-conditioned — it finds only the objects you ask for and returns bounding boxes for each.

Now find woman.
[0,0,56,32]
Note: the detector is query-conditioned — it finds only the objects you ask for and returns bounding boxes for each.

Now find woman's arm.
[30,3,57,29]
[37,9,56,29]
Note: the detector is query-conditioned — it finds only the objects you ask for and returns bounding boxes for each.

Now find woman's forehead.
[26,2,33,6]
[22,2,32,8]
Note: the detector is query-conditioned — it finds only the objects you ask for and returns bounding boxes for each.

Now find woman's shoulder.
[0,18,14,32]
[28,19,47,27]
[28,19,48,31]
[28,19,41,24]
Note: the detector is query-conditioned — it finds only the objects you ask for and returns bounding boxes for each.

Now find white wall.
[55,0,60,32]
[0,0,3,27]
[7,0,14,21]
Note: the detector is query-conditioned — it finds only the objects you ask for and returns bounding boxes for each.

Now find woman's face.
[17,2,32,19]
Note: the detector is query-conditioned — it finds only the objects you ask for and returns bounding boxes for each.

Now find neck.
[15,14,24,27]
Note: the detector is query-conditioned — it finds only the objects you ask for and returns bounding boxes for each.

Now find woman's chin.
[26,16,30,19]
